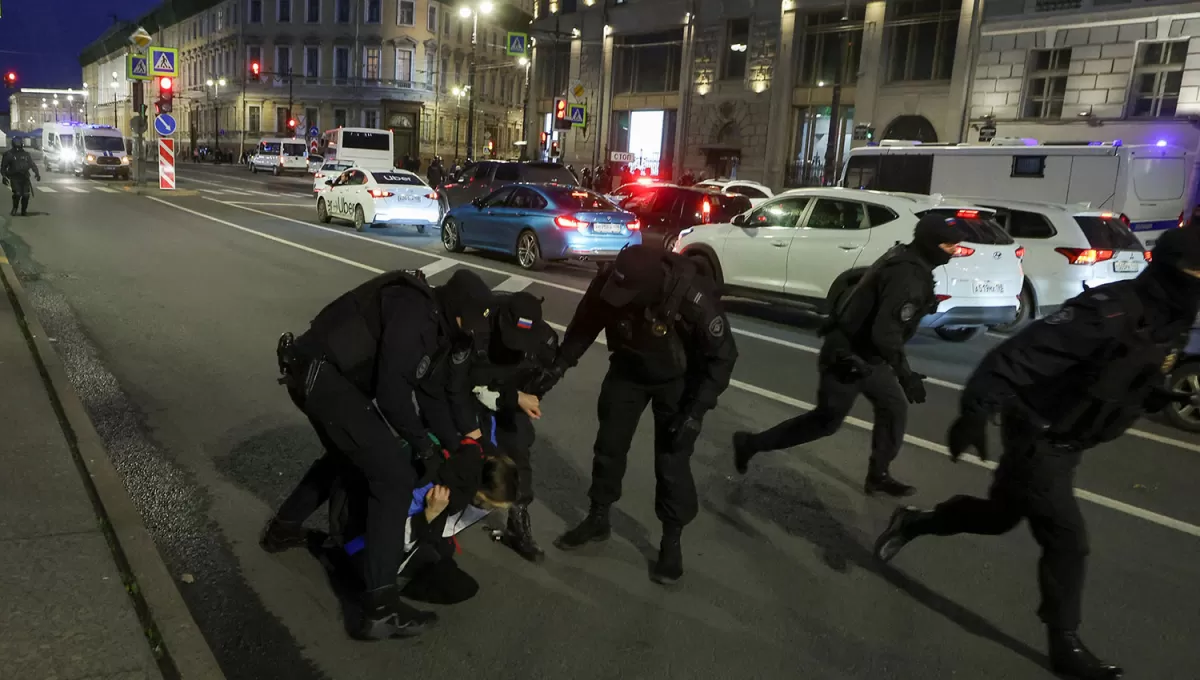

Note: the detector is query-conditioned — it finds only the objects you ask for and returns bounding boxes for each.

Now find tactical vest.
[823,245,935,339]
[606,260,699,381]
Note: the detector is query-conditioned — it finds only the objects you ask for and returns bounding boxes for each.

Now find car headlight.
[86,154,96,162]
[120,156,130,165]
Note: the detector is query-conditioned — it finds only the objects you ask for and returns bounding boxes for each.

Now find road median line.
[145,195,1200,541]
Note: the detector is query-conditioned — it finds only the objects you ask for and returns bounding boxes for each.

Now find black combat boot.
[733,431,756,474]
[864,462,916,497]
[10,199,18,216]
[554,503,611,550]
[873,506,928,563]
[1047,628,1123,679]
[505,503,545,563]
[258,518,309,553]
[651,524,684,585]
[352,585,438,640]
[19,197,29,216]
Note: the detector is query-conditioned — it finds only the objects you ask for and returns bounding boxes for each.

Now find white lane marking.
[39,186,58,193]
[416,258,457,276]
[227,202,313,206]
[94,186,119,193]
[198,189,224,194]
[64,186,89,193]
[144,195,1200,539]
[542,320,1200,540]
[493,276,532,293]
[206,198,1200,455]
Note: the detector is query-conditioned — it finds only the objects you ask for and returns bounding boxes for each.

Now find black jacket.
[408,444,486,544]
[1,148,39,181]
[470,317,559,412]
[558,256,738,417]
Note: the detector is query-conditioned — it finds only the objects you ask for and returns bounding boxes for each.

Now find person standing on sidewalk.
[732,213,966,497]
[1,137,41,216]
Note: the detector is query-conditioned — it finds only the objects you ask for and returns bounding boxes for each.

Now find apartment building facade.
[8,89,91,132]
[79,0,534,163]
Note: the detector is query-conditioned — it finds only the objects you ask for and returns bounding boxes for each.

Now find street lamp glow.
[459,6,472,17]
[111,71,118,79]
[518,56,529,66]
[218,77,227,87]
[206,78,214,86]
[452,86,464,96]
[480,1,494,12]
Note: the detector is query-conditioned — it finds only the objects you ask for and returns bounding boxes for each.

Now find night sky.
[1,0,161,111]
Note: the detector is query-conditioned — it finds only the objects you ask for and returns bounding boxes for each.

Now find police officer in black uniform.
[262,268,494,640]
[538,245,738,584]
[470,291,559,562]
[733,213,966,496]
[1,137,41,216]
[873,226,1200,680]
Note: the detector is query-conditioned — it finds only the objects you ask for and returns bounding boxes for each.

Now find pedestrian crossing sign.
[126,54,151,81]
[148,47,179,78]
[506,32,528,57]
[568,103,587,128]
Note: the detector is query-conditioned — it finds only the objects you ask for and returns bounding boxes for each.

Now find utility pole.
[466,10,480,162]
[287,68,294,136]
[823,0,852,186]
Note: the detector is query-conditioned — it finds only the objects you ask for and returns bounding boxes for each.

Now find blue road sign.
[309,126,319,138]
[127,54,150,81]
[506,32,528,57]
[567,104,587,128]
[148,47,179,78]
[154,113,177,136]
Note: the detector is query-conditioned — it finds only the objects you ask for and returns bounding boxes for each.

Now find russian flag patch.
[517,317,533,329]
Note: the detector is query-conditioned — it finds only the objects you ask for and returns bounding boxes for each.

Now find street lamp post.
[206,78,227,157]
[459,2,494,163]
[451,86,467,164]
[518,56,530,161]
[83,83,89,123]
[111,71,120,131]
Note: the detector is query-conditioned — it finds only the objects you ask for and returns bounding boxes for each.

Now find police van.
[42,123,80,173]
[68,125,131,180]
[250,137,309,176]
[842,139,1188,247]
[319,127,394,169]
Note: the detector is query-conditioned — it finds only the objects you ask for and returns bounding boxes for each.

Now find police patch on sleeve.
[1045,307,1075,325]
[416,355,431,378]
[899,303,917,322]
[708,316,725,337]
[452,349,470,365]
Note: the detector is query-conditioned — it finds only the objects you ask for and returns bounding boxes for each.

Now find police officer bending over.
[538,245,737,584]
[470,292,559,562]
[734,213,965,496]
[874,226,1200,680]
[262,268,494,640]
[1,137,41,217]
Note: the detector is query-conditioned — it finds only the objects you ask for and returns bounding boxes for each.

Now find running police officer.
[262,268,494,640]
[733,213,967,496]
[874,226,1200,680]
[1,137,41,216]
[537,245,737,584]
[469,291,558,562]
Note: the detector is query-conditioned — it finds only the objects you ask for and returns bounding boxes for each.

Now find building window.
[304,45,320,79]
[421,109,434,143]
[797,8,866,86]
[277,106,290,133]
[305,107,319,131]
[540,40,571,97]
[614,30,683,94]
[444,14,451,35]
[426,53,436,86]
[1131,41,1186,117]
[334,46,350,80]
[335,0,350,23]
[278,0,291,22]
[249,0,263,23]
[441,56,449,90]
[396,48,414,82]
[723,18,750,80]
[306,0,320,22]
[366,0,381,23]
[886,0,959,82]
[276,45,293,76]
[364,46,382,80]
[232,1,239,25]
[249,105,261,132]
[457,20,464,43]
[427,4,437,31]
[334,108,348,127]
[1022,48,1070,119]
[363,109,380,128]
[398,0,415,26]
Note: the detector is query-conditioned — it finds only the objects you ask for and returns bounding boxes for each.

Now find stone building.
[79,0,534,163]
[7,89,91,132]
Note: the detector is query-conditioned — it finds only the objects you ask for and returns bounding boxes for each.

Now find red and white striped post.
[158,139,176,190]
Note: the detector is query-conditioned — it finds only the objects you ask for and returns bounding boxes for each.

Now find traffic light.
[154,76,174,115]
[250,61,261,81]
[3,71,16,89]
[287,117,297,136]
[553,97,572,131]
[539,131,548,147]
[486,140,495,157]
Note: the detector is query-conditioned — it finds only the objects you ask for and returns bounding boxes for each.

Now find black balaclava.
[1137,226,1200,326]
[435,269,495,346]
[911,213,965,268]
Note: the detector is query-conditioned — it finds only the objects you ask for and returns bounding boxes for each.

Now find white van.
[250,138,309,175]
[42,123,80,173]
[71,126,130,180]
[842,139,1188,247]
[320,127,394,169]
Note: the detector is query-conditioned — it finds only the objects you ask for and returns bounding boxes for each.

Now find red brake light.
[701,199,712,224]
[555,215,580,229]
[1015,246,1025,259]
[368,189,394,198]
[951,245,975,258]
[1144,250,1153,262]
[425,191,438,200]
[936,294,951,302]
[1179,211,1186,228]
[627,219,640,231]
[1118,213,1130,227]
[955,209,979,218]
[1055,247,1114,265]
[315,172,324,178]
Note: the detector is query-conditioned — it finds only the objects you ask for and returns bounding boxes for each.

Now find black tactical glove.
[413,437,440,462]
[947,412,989,462]
[528,362,566,397]
[898,372,927,405]
[668,412,704,453]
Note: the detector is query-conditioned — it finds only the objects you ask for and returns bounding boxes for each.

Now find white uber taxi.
[675,188,1025,342]
[316,168,441,233]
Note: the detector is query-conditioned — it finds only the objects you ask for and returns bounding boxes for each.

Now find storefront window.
[786,106,854,187]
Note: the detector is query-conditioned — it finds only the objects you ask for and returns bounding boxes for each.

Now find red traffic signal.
[554,97,567,120]
[3,71,15,89]
[159,76,173,91]
[287,118,297,128]
[250,61,261,79]
[539,131,548,145]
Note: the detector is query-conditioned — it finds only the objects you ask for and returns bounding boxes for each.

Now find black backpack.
[7,151,32,175]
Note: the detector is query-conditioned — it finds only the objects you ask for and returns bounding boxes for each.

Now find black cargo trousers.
[589,363,697,528]
[274,358,416,592]
[915,414,1088,629]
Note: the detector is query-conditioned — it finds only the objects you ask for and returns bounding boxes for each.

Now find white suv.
[674,188,1024,342]
[946,197,1151,332]
[694,179,775,206]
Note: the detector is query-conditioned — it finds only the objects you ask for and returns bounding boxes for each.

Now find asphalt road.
[1,163,1198,680]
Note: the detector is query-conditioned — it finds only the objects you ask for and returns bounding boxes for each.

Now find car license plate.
[1113,260,1140,273]
[592,223,623,234]
[973,281,1004,294]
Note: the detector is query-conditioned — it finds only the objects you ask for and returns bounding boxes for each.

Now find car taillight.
[952,245,975,258]
[555,215,581,229]
[368,189,394,198]
[955,209,979,218]
[1118,213,1130,227]
[1144,250,1153,262]
[1015,246,1025,259]
[627,219,640,231]
[1055,247,1114,265]
[425,191,438,200]
[701,199,712,224]
[936,294,951,302]
[315,172,324,178]
[1179,211,1186,228]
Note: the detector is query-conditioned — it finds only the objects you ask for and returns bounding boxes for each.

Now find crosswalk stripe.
[198,189,223,194]
[64,186,89,193]
[39,186,58,193]
[94,186,119,193]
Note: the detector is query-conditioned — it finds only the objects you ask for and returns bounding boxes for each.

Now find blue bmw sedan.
[440,183,642,270]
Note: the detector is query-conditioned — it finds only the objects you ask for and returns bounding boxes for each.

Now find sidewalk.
[0,260,163,679]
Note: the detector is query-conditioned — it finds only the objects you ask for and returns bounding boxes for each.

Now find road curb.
[0,255,225,680]
[120,185,201,197]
